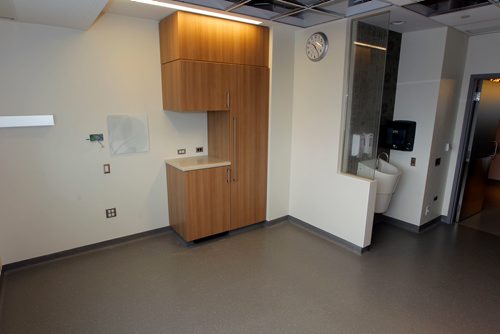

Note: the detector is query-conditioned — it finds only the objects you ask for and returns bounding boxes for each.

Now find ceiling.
[0,0,499,35]
[0,0,109,30]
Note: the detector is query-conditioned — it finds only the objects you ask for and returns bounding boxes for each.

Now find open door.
[454,77,500,228]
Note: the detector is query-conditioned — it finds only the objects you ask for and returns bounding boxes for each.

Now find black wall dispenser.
[385,120,416,151]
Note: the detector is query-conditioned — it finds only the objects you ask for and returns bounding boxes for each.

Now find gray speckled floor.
[461,207,500,237]
[1,221,499,334]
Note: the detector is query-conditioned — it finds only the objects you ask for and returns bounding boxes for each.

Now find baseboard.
[1,226,172,273]
[287,216,369,255]
[375,214,444,233]
[2,214,374,272]
[265,215,291,226]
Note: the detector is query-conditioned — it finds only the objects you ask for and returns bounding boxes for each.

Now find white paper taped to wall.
[107,114,150,155]
[352,134,361,156]
[352,133,374,157]
[363,133,373,155]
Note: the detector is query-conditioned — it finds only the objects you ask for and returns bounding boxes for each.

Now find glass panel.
[341,12,390,180]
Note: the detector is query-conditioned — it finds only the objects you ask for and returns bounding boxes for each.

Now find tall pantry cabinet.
[160,11,269,240]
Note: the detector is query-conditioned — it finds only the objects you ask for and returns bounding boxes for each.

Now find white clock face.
[306,32,328,62]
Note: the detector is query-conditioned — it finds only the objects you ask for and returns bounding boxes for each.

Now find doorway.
[450,74,500,236]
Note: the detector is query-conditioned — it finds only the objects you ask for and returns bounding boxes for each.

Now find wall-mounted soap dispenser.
[386,120,416,151]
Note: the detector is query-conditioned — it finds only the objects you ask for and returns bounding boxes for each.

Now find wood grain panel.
[185,167,230,241]
[253,66,270,222]
[166,165,187,238]
[167,165,230,241]
[208,111,230,161]
[229,65,269,229]
[162,60,230,111]
[159,13,179,65]
[160,11,269,67]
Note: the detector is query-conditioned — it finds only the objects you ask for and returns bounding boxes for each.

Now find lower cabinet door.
[185,167,230,240]
[167,165,230,242]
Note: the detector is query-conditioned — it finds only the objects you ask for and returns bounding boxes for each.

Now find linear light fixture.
[353,41,387,51]
[490,78,500,83]
[0,115,55,128]
[130,0,263,25]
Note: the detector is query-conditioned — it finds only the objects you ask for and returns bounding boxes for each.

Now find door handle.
[233,116,237,182]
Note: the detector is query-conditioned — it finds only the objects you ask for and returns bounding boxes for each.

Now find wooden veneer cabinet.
[159,11,269,66]
[166,159,231,242]
[161,11,269,241]
[161,60,231,112]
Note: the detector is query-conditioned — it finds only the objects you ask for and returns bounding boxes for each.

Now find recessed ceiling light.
[391,20,406,26]
[130,0,263,25]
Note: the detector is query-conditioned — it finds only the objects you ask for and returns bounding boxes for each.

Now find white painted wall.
[267,26,295,221]
[0,13,301,264]
[385,28,447,225]
[289,19,376,248]
[386,27,468,226]
[424,28,468,222]
[0,14,208,264]
[443,31,500,216]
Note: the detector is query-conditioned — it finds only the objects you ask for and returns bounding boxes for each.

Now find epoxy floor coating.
[0,221,499,333]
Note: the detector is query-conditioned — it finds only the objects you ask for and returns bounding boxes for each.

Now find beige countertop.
[165,156,230,172]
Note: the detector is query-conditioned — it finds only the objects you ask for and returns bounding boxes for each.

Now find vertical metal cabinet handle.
[226,92,230,109]
[233,116,237,182]
[226,167,230,183]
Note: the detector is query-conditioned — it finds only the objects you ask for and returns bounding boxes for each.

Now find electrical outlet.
[103,164,110,174]
[425,205,430,216]
[411,157,416,166]
[89,134,104,142]
[177,148,186,155]
[196,147,203,153]
[106,208,117,218]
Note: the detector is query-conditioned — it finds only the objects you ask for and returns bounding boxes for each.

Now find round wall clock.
[306,32,329,62]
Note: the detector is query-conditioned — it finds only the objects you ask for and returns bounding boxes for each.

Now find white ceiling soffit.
[0,0,109,30]
[106,0,175,21]
[350,5,444,33]
[387,5,443,33]
[428,4,500,35]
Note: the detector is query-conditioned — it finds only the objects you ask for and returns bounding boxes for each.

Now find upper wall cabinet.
[161,60,231,112]
[159,11,269,67]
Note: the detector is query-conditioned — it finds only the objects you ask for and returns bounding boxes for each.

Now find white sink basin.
[357,159,402,213]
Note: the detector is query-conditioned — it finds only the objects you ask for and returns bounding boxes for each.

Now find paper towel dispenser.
[386,120,416,151]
